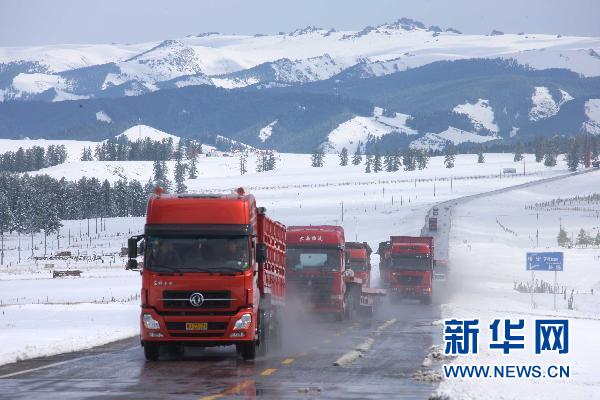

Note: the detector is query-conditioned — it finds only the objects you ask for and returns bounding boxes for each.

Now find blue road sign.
[526,252,564,271]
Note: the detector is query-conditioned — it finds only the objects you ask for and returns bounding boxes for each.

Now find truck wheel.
[143,343,160,361]
[237,342,257,360]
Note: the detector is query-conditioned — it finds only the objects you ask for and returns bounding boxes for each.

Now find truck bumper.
[390,286,432,299]
[140,307,256,345]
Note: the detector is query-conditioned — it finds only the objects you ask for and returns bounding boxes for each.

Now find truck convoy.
[285,226,384,319]
[126,188,286,361]
[378,236,435,304]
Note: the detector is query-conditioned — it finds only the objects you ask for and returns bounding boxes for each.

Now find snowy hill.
[115,125,180,143]
[1,17,599,102]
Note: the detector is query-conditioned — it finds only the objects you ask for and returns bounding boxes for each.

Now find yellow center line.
[199,380,254,400]
[260,368,277,376]
[281,358,295,365]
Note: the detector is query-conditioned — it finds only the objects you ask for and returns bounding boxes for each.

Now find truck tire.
[237,341,257,360]
[143,343,160,361]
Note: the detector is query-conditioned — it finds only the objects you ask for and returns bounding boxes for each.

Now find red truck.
[378,236,434,304]
[126,188,286,361]
[286,226,383,319]
[345,242,372,288]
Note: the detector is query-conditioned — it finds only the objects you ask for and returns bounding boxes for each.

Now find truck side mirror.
[128,237,139,259]
[256,243,268,264]
[127,259,138,270]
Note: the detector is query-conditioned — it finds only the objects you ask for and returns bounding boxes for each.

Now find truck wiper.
[151,264,183,275]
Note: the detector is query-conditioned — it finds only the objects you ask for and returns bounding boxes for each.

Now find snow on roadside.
[0,303,139,366]
[436,171,600,399]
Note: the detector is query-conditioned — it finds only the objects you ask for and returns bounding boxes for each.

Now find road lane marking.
[0,354,97,379]
[260,368,277,376]
[200,380,254,400]
[281,358,295,365]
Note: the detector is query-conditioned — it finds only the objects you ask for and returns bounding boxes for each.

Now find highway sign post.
[526,252,564,310]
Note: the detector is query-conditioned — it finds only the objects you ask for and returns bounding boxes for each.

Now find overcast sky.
[1,0,599,46]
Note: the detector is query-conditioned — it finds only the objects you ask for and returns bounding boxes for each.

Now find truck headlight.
[233,313,252,330]
[143,313,160,330]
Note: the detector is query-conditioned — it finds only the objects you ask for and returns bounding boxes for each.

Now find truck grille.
[287,274,334,303]
[162,290,232,309]
[398,275,423,285]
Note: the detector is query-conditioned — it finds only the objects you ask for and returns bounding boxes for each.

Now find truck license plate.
[186,322,208,331]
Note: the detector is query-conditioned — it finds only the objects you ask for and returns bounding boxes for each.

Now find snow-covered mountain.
[1,17,599,102]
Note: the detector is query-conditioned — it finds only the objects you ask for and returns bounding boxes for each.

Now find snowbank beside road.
[0,303,139,366]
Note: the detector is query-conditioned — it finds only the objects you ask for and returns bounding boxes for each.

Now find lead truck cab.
[127,189,286,361]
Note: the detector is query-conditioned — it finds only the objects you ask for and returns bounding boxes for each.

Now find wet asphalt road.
[0,304,442,400]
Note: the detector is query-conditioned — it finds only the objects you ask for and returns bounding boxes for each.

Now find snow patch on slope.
[259,120,277,142]
[411,127,498,151]
[453,99,499,132]
[324,107,417,153]
[582,99,600,134]
[96,111,112,123]
[116,125,180,143]
[528,87,572,121]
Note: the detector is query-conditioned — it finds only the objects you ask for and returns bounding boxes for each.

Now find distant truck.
[593,160,600,168]
[379,236,434,304]
[286,226,383,319]
[345,242,372,288]
[428,217,438,231]
[127,188,286,361]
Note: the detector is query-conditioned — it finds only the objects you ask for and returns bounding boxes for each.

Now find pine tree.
[403,148,416,171]
[477,145,485,163]
[153,160,170,191]
[174,158,188,193]
[352,147,362,165]
[557,227,570,247]
[239,151,248,175]
[416,149,430,170]
[188,150,198,179]
[384,153,394,172]
[392,149,402,171]
[0,192,12,265]
[372,147,382,172]
[81,147,94,161]
[565,138,580,171]
[534,136,545,163]
[543,151,557,167]
[444,143,456,168]
[513,141,524,162]
[576,228,591,247]
[311,148,325,167]
[364,154,372,173]
[595,231,600,247]
[339,147,349,166]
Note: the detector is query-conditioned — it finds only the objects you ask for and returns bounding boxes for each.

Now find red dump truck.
[126,188,286,361]
[379,236,434,304]
[286,226,384,319]
[345,242,372,288]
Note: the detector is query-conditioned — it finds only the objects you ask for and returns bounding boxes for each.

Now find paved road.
[1,168,595,400]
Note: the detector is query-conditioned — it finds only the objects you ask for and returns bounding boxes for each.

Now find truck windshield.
[348,260,368,272]
[145,236,250,273]
[286,248,340,272]
[391,255,431,270]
